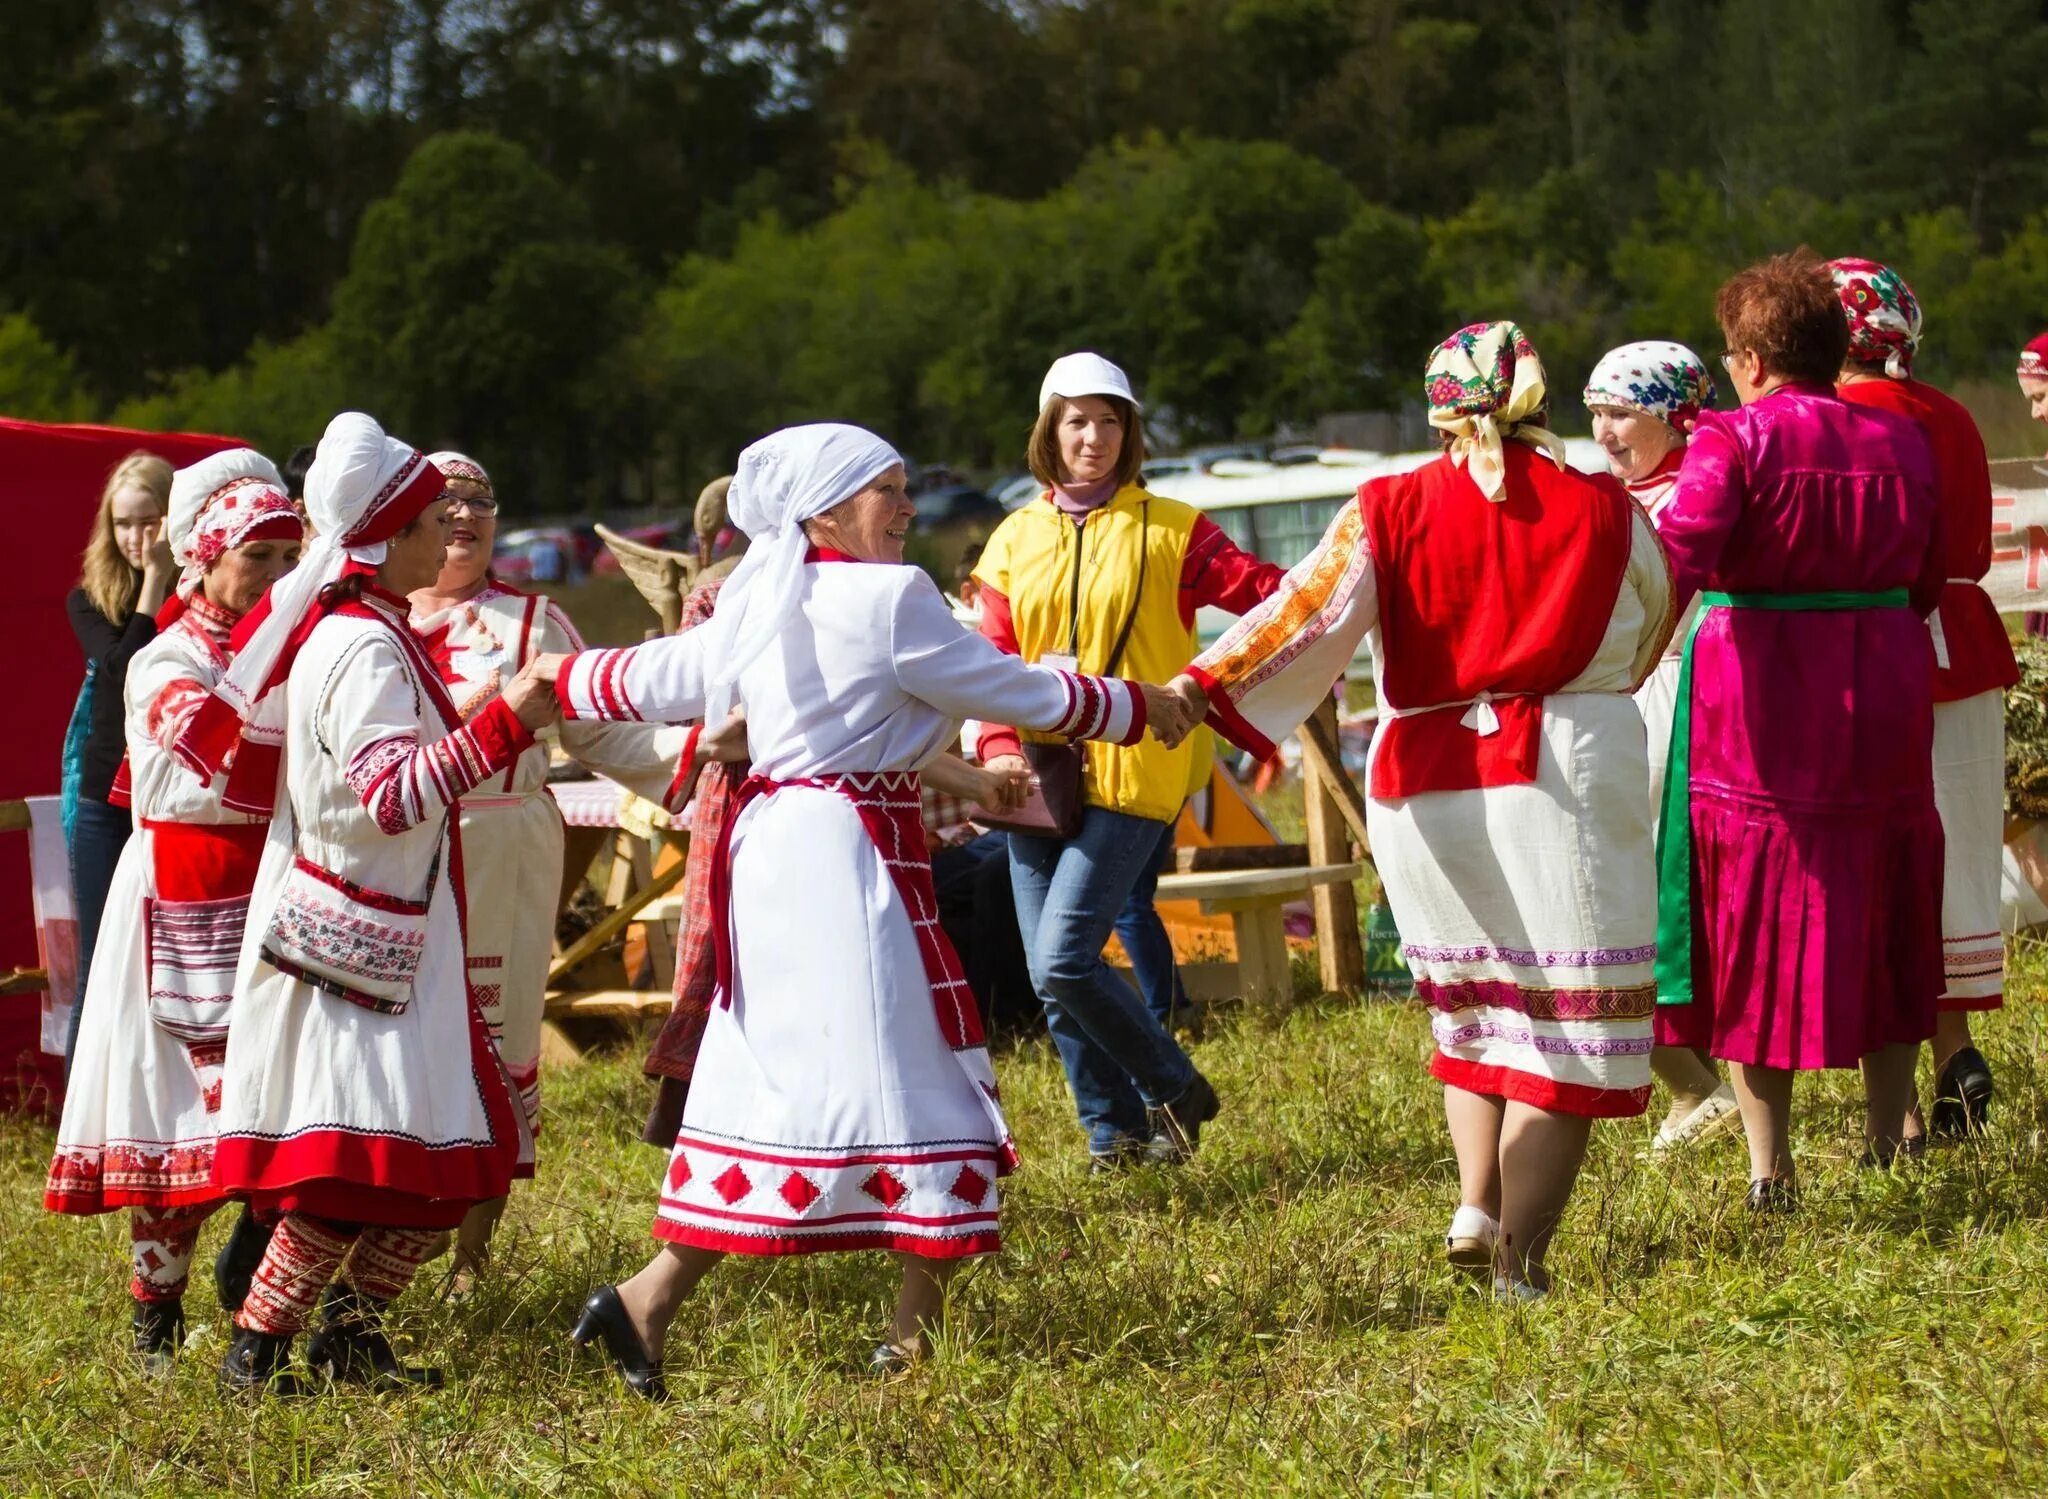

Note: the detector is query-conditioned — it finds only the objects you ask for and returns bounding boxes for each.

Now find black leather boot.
[213,1206,275,1314]
[131,1299,185,1372]
[304,1285,444,1390]
[219,1326,309,1396]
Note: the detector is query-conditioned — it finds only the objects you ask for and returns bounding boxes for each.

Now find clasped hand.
[1141,674,1208,749]
[502,655,562,730]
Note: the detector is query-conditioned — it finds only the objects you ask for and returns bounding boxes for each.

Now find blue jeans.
[1009,807,1199,1152]
[64,796,131,1077]
[1115,816,1188,1027]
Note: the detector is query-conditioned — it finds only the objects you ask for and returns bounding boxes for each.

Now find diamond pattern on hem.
[860,1168,908,1207]
[667,1151,693,1193]
[779,1172,822,1213]
[711,1163,752,1204]
[947,1165,991,1208]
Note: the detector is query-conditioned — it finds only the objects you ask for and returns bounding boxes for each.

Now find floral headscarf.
[2020,331,2048,381]
[1826,258,1921,379]
[1582,341,1715,435]
[1424,320,1565,502]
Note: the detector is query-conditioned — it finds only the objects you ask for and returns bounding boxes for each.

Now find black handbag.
[978,504,1148,840]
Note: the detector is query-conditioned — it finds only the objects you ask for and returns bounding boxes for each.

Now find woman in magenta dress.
[1653,251,1945,1208]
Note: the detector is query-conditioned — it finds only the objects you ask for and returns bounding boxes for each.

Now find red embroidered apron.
[710,769,1018,1175]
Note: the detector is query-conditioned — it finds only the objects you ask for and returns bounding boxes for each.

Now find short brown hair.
[1026,394,1147,489]
[1715,248,1849,386]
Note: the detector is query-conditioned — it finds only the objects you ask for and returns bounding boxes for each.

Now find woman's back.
[1660,385,1941,817]
[1673,386,1939,598]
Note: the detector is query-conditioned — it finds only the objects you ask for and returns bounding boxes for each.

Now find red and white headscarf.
[2020,332,2048,381]
[173,412,444,790]
[426,450,492,495]
[166,449,302,601]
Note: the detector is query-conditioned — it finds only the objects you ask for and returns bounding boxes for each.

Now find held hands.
[1141,675,1209,750]
[975,759,1032,815]
[698,707,751,767]
[526,652,569,686]
[502,655,561,731]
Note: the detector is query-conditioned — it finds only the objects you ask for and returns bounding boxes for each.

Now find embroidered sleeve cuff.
[1109,679,1146,746]
[561,647,642,722]
[1188,664,1277,761]
[471,696,537,775]
[1047,672,1133,743]
[664,724,705,813]
[168,690,244,783]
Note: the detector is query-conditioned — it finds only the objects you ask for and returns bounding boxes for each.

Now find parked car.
[911,485,1003,532]
[991,472,1042,511]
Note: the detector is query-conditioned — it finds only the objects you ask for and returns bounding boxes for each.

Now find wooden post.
[1301,698,1365,995]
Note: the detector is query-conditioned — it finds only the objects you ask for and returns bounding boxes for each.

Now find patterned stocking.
[129,1201,221,1302]
[235,1214,358,1335]
[339,1225,443,1302]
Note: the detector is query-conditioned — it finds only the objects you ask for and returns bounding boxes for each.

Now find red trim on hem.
[1429,1052,1650,1120]
[653,1219,999,1260]
[1937,994,2002,1013]
[667,1138,1003,1179]
[1187,664,1277,761]
[45,1185,227,1217]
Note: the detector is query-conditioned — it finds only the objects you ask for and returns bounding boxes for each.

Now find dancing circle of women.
[44,248,2045,1396]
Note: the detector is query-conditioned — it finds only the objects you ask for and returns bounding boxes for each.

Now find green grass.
[8,956,2048,1495]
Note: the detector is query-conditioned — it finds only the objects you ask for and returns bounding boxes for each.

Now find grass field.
[8,936,2048,1496]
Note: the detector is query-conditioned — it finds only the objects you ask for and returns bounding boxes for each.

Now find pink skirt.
[1664,796,1942,1069]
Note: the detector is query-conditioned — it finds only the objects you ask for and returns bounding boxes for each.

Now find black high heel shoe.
[570,1286,668,1401]
[1930,1046,1993,1139]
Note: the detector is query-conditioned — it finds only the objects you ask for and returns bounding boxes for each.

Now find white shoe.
[1651,1083,1740,1152]
[1445,1205,1499,1274]
[1493,1275,1547,1304]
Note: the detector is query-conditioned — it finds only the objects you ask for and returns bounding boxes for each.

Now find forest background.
[4,0,2047,509]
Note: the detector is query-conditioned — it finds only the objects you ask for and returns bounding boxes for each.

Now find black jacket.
[67,586,157,804]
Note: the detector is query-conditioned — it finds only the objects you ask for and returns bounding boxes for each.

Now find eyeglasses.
[442,491,499,516]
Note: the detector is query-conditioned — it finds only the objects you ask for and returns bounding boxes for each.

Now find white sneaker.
[1651,1083,1740,1152]
[1493,1275,1547,1304]
[1445,1205,1499,1274]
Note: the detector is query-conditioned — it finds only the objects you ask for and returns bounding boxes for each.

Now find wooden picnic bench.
[1154,860,1365,1005]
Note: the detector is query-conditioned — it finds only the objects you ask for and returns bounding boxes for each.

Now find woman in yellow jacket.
[976,354,1282,1167]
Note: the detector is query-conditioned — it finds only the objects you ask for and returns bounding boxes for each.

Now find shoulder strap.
[1102,501,1149,676]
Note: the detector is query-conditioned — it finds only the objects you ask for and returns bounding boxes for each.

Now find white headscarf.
[166,449,296,599]
[211,412,440,720]
[694,422,902,718]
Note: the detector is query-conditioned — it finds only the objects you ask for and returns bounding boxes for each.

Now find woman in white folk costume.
[44,451,303,1367]
[407,450,711,1286]
[1580,341,1739,1151]
[172,413,558,1394]
[1165,324,1674,1297]
[539,423,1188,1397]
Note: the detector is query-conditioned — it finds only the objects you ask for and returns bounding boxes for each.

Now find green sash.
[1651,588,1911,1005]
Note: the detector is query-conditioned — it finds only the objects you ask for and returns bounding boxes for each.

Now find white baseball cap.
[1039,352,1142,412]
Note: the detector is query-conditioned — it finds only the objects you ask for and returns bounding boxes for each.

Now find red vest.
[1361,442,1636,798]
[1836,377,2018,702]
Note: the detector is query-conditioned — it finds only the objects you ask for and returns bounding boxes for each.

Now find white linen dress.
[559,557,1144,1256]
